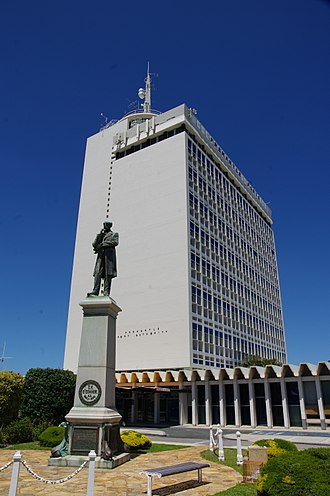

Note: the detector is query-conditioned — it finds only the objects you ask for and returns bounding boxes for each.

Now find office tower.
[64,71,287,373]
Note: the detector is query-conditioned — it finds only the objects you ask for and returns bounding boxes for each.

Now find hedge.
[2,417,35,444]
[39,426,65,447]
[0,371,24,426]
[256,449,330,496]
[20,368,76,425]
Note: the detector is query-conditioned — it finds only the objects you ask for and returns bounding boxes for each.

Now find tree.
[20,368,76,426]
[241,355,282,367]
[0,371,24,426]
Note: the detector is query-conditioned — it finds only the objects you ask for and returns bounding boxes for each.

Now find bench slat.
[140,462,210,478]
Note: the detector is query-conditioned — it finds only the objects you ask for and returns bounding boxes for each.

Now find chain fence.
[0,460,13,472]
[1,450,96,496]
[21,458,88,484]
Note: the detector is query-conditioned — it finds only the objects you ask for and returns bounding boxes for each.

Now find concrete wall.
[64,123,125,371]
[110,133,191,370]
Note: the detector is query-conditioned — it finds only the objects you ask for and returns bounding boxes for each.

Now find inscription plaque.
[71,427,99,455]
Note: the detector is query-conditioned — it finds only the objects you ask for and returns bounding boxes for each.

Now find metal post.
[217,428,225,461]
[9,451,21,496]
[236,431,243,465]
[198,468,202,483]
[87,450,96,496]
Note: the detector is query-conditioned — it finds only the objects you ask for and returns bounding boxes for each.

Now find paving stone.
[0,446,241,495]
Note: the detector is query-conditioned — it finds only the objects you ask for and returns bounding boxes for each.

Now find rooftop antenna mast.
[138,62,152,113]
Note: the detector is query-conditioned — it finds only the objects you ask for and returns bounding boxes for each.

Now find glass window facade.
[188,136,286,368]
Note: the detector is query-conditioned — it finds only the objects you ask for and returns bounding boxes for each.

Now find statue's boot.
[87,274,102,297]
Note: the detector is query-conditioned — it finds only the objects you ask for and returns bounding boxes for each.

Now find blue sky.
[0,0,329,374]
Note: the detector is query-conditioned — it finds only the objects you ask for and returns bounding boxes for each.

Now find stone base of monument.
[65,407,126,456]
[48,452,130,469]
[50,296,130,468]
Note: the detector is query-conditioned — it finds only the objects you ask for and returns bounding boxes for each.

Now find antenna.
[138,62,152,113]
[100,113,108,125]
[0,342,12,367]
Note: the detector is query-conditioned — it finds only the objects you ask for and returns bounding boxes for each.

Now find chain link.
[21,459,88,484]
[0,460,13,472]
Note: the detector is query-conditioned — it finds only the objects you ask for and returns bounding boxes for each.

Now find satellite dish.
[138,88,145,99]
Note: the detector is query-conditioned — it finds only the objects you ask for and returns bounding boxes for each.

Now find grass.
[3,441,51,450]
[203,448,257,496]
[130,443,191,454]
[201,448,248,475]
[211,484,256,496]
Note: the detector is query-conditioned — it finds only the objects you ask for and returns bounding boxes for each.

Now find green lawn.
[202,448,257,496]
[201,448,248,475]
[212,484,256,496]
[3,441,50,450]
[137,442,191,453]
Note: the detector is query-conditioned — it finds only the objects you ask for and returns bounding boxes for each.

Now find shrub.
[0,371,24,427]
[20,368,76,425]
[39,426,65,447]
[120,430,152,450]
[253,438,297,458]
[3,417,35,444]
[304,447,330,460]
[256,450,330,496]
[0,427,6,447]
[33,421,52,439]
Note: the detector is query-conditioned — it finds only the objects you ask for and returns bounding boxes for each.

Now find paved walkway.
[0,446,241,496]
[132,425,330,449]
[224,428,330,446]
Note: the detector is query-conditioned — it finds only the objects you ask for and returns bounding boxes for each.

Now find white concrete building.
[64,75,287,373]
[115,362,330,430]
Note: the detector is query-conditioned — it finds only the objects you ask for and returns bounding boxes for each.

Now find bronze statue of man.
[87,221,119,297]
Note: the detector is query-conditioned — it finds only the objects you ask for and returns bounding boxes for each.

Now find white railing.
[209,427,244,465]
[3,450,96,496]
[236,431,244,465]
[209,424,225,461]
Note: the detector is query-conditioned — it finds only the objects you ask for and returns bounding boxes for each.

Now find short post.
[9,451,22,496]
[236,431,243,465]
[147,475,153,496]
[217,428,225,461]
[87,450,96,496]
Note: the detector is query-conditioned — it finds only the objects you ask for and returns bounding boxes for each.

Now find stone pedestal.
[63,297,129,466]
[248,446,268,463]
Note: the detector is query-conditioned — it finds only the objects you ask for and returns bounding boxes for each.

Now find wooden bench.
[140,461,210,496]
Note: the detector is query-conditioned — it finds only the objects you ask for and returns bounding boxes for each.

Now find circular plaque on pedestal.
[79,380,102,406]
